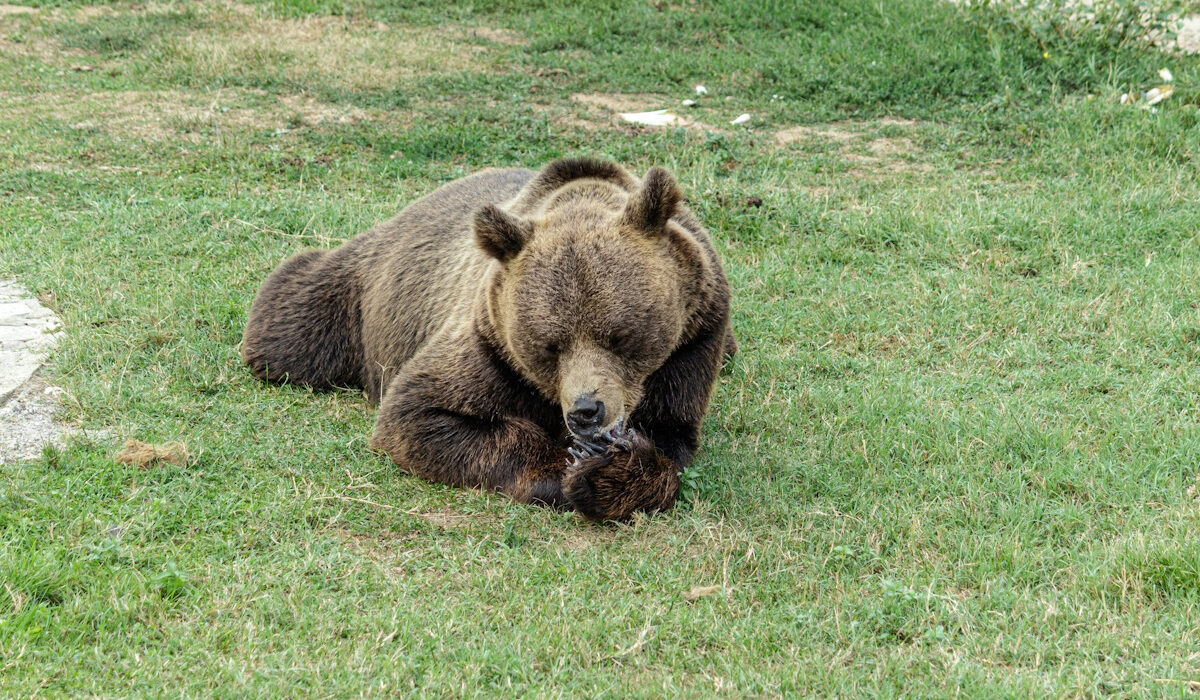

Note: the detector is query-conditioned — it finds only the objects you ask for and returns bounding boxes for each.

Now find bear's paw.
[563,424,680,521]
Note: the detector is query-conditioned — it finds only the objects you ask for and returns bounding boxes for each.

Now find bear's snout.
[566,394,605,437]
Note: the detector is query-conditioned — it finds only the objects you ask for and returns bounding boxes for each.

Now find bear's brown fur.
[242,158,734,520]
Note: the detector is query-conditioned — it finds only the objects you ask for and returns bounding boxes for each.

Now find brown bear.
[242,158,734,520]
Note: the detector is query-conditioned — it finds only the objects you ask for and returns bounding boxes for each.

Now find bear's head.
[475,164,711,440]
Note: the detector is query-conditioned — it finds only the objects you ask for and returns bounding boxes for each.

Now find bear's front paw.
[562,423,680,521]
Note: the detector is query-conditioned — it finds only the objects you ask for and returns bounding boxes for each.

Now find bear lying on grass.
[242,158,735,521]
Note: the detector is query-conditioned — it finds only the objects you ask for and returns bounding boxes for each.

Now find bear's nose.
[566,395,605,436]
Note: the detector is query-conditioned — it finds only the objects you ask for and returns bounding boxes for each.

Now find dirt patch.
[776,117,921,147]
[555,527,621,552]
[53,3,120,20]
[0,88,389,144]
[65,90,272,142]
[178,10,487,92]
[775,124,858,146]
[0,4,35,15]
[451,26,526,46]
[776,119,931,176]
[405,509,481,529]
[277,94,371,126]
[571,92,671,112]
[0,29,91,65]
[843,151,931,175]
[28,3,495,87]
[567,92,719,132]
[866,136,915,157]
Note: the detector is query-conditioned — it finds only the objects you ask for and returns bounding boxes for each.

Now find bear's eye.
[543,342,561,358]
[607,333,630,353]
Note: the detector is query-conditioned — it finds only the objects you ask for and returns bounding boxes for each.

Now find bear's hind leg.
[242,249,363,390]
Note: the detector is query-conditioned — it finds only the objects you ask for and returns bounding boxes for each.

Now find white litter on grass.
[1119,67,1176,108]
[681,99,696,107]
[730,113,751,125]
[1143,84,1174,106]
[620,109,683,126]
[694,85,708,95]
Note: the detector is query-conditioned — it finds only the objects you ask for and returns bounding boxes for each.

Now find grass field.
[2,0,1200,695]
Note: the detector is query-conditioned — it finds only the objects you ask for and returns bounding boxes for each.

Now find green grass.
[3,0,1200,695]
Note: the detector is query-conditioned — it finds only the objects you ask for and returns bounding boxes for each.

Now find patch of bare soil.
[178,9,488,91]
[277,94,371,126]
[1,88,387,144]
[567,92,719,132]
[570,92,670,112]
[775,124,857,146]
[451,26,527,46]
[554,527,619,553]
[775,118,931,176]
[405,509,482,529]
[0,7,90,65]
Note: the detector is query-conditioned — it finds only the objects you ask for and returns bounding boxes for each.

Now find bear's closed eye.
[607,333,630,352]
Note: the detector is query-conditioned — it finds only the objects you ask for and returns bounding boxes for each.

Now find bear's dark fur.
[242,158,734,520]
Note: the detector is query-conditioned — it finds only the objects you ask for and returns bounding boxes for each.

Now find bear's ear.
[619,167,682,238]
[474,204,533,262]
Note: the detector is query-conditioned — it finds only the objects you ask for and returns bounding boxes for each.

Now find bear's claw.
[567,418,637,470]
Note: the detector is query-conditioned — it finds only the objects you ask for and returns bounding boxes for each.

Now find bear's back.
[351,168,535,395]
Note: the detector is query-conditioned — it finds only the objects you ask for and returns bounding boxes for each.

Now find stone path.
[0,280,74,463]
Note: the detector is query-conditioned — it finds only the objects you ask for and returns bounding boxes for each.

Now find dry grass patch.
[570,93,672,112]
[0,88,389,145]
[328,526,428,579]
[0,9,88,65]
[449,26,527,46]
[174,7,490,91]
[775,124,858,146]
[777,118,933,177]
[276,93,374,126]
